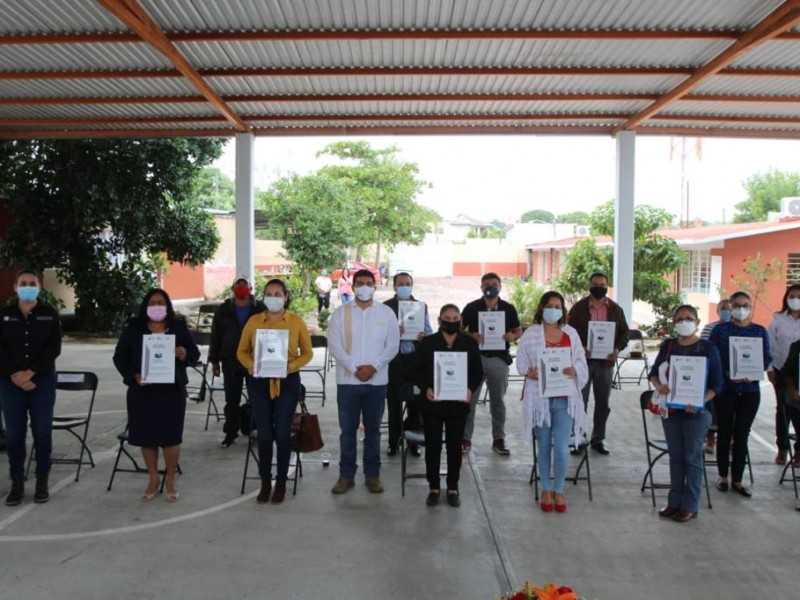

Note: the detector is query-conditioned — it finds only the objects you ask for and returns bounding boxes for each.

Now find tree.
[556,211,591,224]
[521,209,555,224]
[191,166,236,210]
[734,168,800,223]
[0,138,223,332]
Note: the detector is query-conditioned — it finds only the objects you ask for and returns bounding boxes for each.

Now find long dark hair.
[533,291,567,325]
[779,283,800,314]
[137,288,176,324]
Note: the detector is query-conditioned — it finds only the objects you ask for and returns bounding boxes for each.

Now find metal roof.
[2,0,800,139]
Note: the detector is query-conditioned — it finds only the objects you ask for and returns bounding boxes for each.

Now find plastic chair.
[639,390,712,509]
[613,330,651,389]
[26,371,98,482]
[300,335,329,406]
[528,428,593,502]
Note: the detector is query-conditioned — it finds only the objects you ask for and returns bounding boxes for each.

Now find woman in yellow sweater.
[237,278,313,504]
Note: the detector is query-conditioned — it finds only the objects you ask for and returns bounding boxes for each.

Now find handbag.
[291,386,324,453]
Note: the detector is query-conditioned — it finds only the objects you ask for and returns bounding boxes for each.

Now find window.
[788,253,800,285]
[680,250,711,294]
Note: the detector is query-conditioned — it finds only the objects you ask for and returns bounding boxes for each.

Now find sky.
[214,134,800,225]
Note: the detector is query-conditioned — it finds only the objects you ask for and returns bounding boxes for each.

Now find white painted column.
[235,132,255,284]
[613,130,635,320]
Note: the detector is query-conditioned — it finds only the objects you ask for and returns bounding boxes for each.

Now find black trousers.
[221,361,247,437]
[715,390,760,482]
[772,369,800,451]
[423,400,469,491]
[317,292,330,312]
[386,354,422,450]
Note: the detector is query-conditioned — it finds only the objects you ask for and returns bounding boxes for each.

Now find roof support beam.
[96,0,247,132]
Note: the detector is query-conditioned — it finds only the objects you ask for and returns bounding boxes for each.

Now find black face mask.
[440,321,461,335]
[589,286,607,300]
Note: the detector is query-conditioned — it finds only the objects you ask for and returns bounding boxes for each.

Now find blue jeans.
[661,409,712,513]
[248,373,301,482]
[534,398,572,493]
[0,373,57,481]
[337,384,386,480]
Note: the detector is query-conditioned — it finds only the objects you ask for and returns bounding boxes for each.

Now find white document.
[478,311,506,351]
[667,356,707,410]
[141,334,176,384]
[729,336,765,381]
[434,352,468,401]
[399,301,425,341]
[538,347,573,398]
[254,329,289,379]
[588,321,616,359]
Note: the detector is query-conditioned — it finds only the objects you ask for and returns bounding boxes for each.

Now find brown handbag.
[291,388,324,453]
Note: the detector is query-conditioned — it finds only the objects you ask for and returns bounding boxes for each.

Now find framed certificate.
[254,329,289,379]
[399,301,425,340]
[141,334,176,384]
[588,321,615,359]
[538,347,573,398]
[434,351,468,401]
[478,311,506,351]
[667,356,707,410]
[729,336,765,381]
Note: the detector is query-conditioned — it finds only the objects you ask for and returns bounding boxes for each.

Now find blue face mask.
[396,286,413,300]
[542,307,563,324]
[483,285,500,300]
[17,286,39,303]
[719,309,732,322]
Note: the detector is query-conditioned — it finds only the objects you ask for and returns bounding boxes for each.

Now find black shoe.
[446,492,461,507]
[591,441,610,455]
[426,491,440,506]
[33,474,49,504]
[219,434,238,449]
[386,445,397,457]
[716,481,729,492]
[409,444,422,458]
[492,439,510,456]
[5,480,24,506]
[732,484,752,498]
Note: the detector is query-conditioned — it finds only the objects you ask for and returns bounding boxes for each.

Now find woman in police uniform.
[0,270,62,506]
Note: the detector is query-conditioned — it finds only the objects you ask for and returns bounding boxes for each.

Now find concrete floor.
[0,341,796,600]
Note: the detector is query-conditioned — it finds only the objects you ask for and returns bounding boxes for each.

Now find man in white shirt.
[314,269,333,314]
[328,269,400,494]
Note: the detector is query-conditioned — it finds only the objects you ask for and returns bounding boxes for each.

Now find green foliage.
[589,200,674,238]
[505,277,546,327]
[734,168,800,223]
[0,138,223,333]
[551,238,613,304]
[521,209,555,224]
[317,307,331,331]
[730,252,783,312]
[556,211,591,224]
[191,166,236,210]
[466,228,505,239]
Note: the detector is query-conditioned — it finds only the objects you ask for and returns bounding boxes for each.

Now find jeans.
[248,373,301,482]
[465,356,509,442]
[337,384,386,480]
[534,399,573,493]
[716,390,760,482]
[423,400,469,491]
[222,361,246,438]
[581,360,614,443]
[0,373,57,481]
[386,354,422,450]
[661,409,712,513]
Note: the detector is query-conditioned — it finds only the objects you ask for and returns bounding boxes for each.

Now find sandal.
[165,483,180,502]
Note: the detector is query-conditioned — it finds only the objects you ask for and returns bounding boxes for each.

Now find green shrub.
[506,277,545,328]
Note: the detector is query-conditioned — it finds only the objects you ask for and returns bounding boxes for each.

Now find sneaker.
[386,445,397,457]
[5,480,24,506]
[409,444,422,458]
[219,434,238,449]
[461,439,471,454]
[331,478,355,495]
[492,439,510,456]
[365,477,384,494]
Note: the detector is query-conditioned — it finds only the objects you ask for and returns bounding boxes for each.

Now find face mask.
[264,296,285,313]
[731,307,750,321]
[483,286,499,300]
[589,286,607,300]
[355,285,374,302]
[719,309,732,322]
[440,321,461,335]
[542,307,563,324]
[17,286,39,303]
[233,286,250,300]
[147,305,167,322]
[396,286,412,300]
[788,298,800,311]
[675,321,697,337]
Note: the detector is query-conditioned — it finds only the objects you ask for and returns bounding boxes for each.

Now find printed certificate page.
[434,352,468,401]
[478,311,506,351]
[254,329,289,379]
[141,334,176,384]
[399,301,425,341]
[538,347,573,398]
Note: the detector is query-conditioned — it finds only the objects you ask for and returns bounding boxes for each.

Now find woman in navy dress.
[113,288,200,502]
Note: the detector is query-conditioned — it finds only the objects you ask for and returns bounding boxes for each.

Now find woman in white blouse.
[517,291,588,513]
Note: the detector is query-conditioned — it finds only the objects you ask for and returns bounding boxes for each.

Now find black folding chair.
[528,428,593,502]
[106,426,181,492]
[300,335,329,406]
[613,330,651,389]
[705,423,754,485]
[26,371,98,482]
[778,401,799,498]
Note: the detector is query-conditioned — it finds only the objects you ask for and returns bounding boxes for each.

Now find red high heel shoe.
[554,493,567,513]
[540,492,554,512]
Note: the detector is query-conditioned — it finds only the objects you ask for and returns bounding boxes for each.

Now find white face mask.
[675,320,697,337]
[355,285,374,302]
[788,298,800,311]
[264,296,285,313]
[731,307,751,321]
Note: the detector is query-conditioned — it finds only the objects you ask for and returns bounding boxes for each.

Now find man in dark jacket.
[567,272,629,455]
[209,276,265,448]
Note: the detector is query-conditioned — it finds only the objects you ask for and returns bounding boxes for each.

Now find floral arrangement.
[497,581,581,600]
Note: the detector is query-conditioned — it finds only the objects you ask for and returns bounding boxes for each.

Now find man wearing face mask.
[567,272,629,455]
[209,276,266,448]
[461,273,522,455]
[383,272,433,457]
[328,269,400,494]
[700,298,731,454]
[314,269,333,314]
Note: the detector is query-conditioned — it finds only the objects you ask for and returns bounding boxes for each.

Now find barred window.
[787,253,800,285]
[680,250,711,294]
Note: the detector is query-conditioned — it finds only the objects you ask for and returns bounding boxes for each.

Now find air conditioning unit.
[781,197,800,216]
[574,225,592,237]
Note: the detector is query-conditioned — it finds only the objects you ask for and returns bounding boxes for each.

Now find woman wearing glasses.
[708,291,771,498]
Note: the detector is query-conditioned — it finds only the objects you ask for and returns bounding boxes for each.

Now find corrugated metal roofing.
[1,0,800,139]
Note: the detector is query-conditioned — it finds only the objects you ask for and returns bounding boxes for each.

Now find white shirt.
[328,301,400,386]
[767,311,800,370]
[314,275,333,294]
